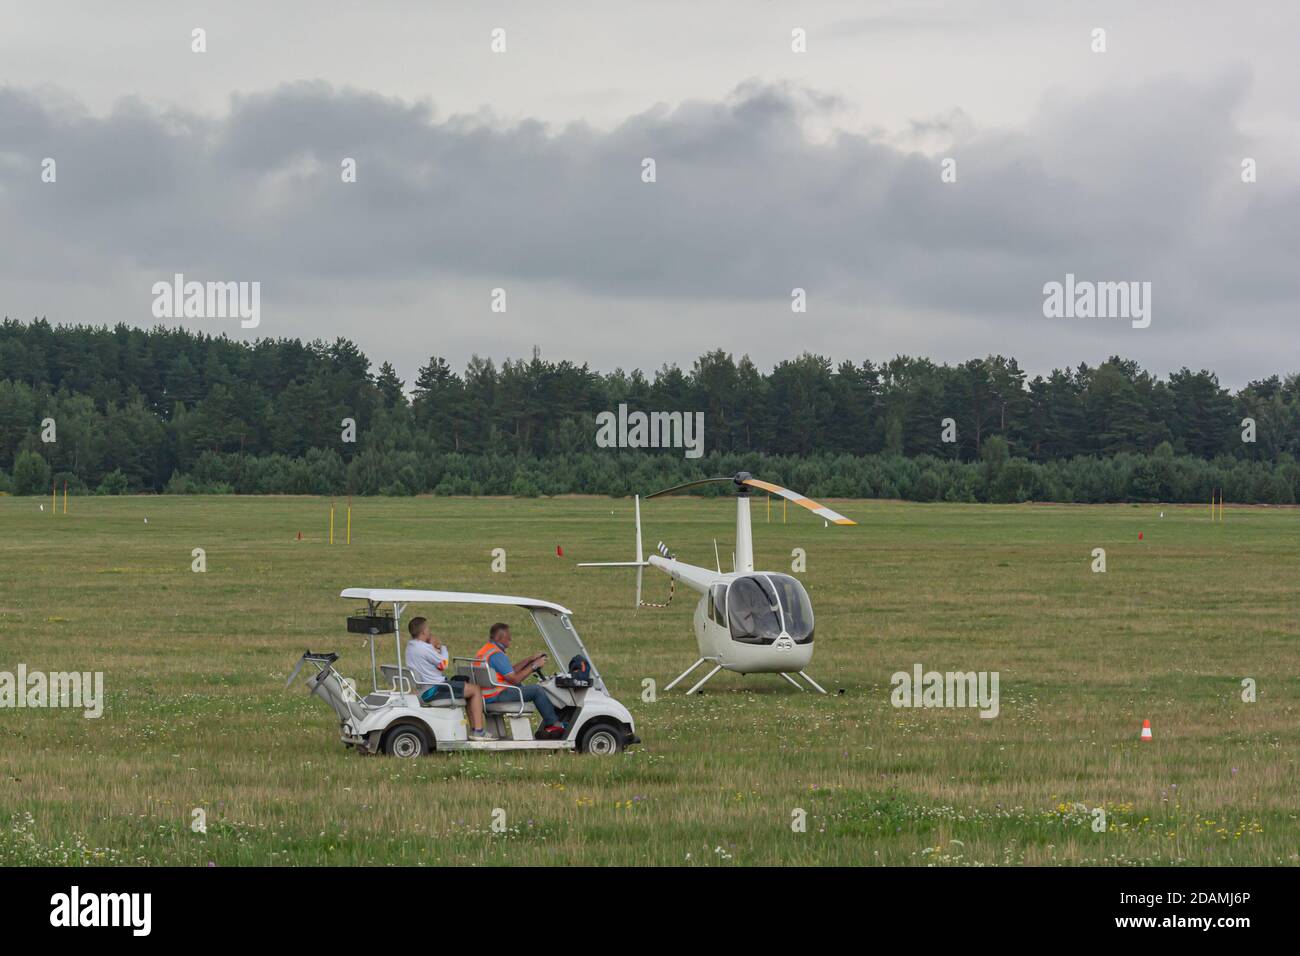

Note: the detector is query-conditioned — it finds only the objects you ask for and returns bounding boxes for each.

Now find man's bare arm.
[501,656,544,685]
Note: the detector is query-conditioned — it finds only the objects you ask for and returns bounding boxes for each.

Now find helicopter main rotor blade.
[741,478,857,525]
[644,477,734,500]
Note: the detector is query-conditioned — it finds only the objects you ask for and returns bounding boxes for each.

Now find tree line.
[2,318,1298,503]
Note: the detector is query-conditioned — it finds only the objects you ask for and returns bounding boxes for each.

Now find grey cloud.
[1,72,1297,383]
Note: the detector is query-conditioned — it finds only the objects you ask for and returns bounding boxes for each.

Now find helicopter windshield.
[767,573,814,643]
[725,574,815,645]
[727,575,784,644]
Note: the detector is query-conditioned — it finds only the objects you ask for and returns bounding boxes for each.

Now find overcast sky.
[2,0,1298,388]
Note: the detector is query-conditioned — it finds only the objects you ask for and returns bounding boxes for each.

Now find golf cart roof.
[339,588,573,616]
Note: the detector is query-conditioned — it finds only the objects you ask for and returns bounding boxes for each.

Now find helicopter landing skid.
[793,670,828,694]
[664,657,714,692]
[666,659,829,695]
[780,671,828,694]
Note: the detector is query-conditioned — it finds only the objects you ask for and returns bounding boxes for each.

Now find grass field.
[1,494,1297,866]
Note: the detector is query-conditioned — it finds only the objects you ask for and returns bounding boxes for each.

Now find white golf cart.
[287,588,639,757]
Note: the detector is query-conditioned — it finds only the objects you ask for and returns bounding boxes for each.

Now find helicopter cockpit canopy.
[725,573,815,645]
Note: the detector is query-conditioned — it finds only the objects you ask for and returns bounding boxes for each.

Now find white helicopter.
[580,472,855,695]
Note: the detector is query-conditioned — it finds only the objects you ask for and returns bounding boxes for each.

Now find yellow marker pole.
[346,495,352,544]
[783,498,787,524]
[329,499,335,545]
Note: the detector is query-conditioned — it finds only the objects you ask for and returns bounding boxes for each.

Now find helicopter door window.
[709,584,728,626]
[727,575,783,644]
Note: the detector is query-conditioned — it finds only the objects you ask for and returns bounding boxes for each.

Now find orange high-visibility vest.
[475,641,508,697]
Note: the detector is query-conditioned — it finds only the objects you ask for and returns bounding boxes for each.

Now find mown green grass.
[1,495,1297,865]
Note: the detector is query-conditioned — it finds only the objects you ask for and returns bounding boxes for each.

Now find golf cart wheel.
[577,722,623,756]
[382,724,431,758]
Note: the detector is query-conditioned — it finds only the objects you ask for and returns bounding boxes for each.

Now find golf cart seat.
[379,664,423,692]
[459,658,538,716]
[377,664,462,707]
[483,686,539,715]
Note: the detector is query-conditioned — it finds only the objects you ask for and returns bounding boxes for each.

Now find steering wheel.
[531,658,548,682]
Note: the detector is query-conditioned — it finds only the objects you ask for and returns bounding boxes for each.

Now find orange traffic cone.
[1140,719,1153,742]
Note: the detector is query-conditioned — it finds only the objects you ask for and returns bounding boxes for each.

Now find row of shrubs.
[5,442,1300,504]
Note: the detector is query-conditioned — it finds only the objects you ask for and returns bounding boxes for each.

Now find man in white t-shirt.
[405,616,494,740]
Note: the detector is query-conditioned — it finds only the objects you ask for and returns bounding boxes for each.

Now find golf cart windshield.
[531,609,605,692]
